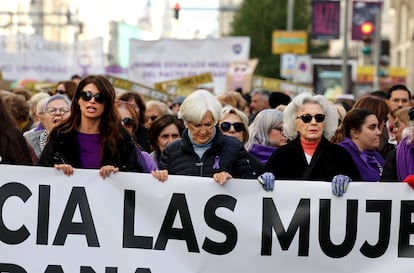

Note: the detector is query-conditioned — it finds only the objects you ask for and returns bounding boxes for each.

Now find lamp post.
[373,7,382,90]
[341,0,349,94]
[287,0,294,31]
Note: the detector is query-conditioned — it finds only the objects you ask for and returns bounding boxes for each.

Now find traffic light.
[361,21,374,38]
[361,21,374,55]
[174,3,180,20]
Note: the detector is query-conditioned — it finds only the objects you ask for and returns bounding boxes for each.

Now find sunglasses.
[121,117,136,128]
[297,114,326,123]
[80,91,105,104]
[220,122,245,132]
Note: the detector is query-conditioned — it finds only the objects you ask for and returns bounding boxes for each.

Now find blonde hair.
[220,105,249,143]
[216,91,247,111]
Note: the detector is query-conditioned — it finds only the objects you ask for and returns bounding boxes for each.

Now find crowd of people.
[1,74,414,196]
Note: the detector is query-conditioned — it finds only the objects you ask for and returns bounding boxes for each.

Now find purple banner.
[311,1,340,40]
[351,1,382,40]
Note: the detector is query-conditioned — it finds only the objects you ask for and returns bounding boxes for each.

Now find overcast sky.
[72,0,219,40]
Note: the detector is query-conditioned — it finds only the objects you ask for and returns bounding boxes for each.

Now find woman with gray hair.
[151,89,256,184]
[245,109,287,164]
[259,92,360,196]
[24,94,71,163]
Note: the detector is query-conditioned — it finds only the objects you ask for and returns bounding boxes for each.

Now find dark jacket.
[381,149,398,181]
[159,128,256,178]
[134,125,150,153]
[265,136,361,181]
[379,125,396,159]
[38,125,143,172]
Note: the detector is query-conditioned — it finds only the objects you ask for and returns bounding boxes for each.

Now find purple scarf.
[339,137,384,182]
[248,143,277,164]
[396,137,414,180]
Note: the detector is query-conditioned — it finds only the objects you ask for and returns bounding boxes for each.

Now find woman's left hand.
[99,165,119,179]
[213,171,233,185]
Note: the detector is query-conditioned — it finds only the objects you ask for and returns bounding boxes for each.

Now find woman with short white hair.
[259,92,361,196]
[151,89,256,184]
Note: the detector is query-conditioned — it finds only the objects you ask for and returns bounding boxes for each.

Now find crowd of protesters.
[1,74,414,197]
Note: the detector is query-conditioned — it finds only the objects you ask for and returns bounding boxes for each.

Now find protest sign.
[0,165,413,273]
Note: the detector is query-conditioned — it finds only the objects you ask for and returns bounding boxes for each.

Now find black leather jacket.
[38,125,143,172]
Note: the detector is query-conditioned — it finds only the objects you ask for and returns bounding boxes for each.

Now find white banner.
[0,36,105,81]
[128,37,250,93]
[1,164,414,273]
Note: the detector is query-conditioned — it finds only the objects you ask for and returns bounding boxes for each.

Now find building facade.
[390,0,414,90]
[218,0,242,36]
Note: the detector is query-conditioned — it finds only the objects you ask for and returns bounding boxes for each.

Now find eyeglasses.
[46,107,70,115]
[272,126,283,132]
[296,114,326,123]
[116,100,138,111]
[121,117,136,128]
[56,89,66,94]
[220,122,244,132]
[80,91,105,104]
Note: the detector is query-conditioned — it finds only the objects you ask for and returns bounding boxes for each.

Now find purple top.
[396,137,414,180]
[248,143,277,164]
[77,132,102,168]
[139,150,157,172]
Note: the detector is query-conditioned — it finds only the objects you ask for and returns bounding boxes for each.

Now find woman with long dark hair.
[38,75,144,178]
[335,108,384,182]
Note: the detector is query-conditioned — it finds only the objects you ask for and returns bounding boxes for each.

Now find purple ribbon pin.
[213,156,220,170]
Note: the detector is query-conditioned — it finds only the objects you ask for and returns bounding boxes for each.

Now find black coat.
[381,149,398,182]
[265,136,361,181]
[38,125,143,172]
[159,128,257,178]
[134,125,151,153]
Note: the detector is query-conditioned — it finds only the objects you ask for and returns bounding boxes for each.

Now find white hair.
[179,89,222,125]
[283,92,338,140]
[43,94,71,113]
